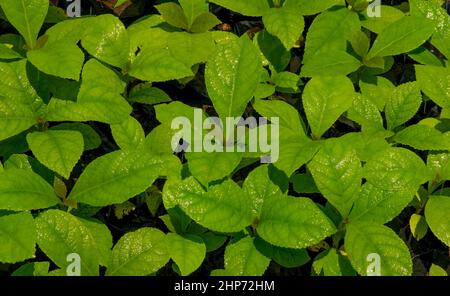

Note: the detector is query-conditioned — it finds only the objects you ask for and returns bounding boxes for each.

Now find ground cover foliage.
[0,0,449,276]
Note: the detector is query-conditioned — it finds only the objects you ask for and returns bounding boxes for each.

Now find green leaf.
[114,0,128,7]
[4,154,31,170]
[163,177,253,233]
[166,233,206,275]
[429,264,448,276]
[205,35,261,119]
[77,218,113,268]
[0,96,36,142]
[360,5,404,34]
[155,2,188,29]
[393,124,450,151]
[46,59,132,124]
[303,7,360,64]
[408,46,444,66]
[425,195,450,246]
[51,123,101,151]
[0,169,59,211]
[186,152,242,186]
[410,0,450,59]
[253,99,305,138]
[256,30,291,72]
[0,59,42,141]
[283,0,343,15]
[167,32,216,67]
[347,94,384,132]
[415,64,450,109]
[271,71,301,90]
[44,5,67,24]
[253,99,319,176]
[350,30,370,58]
[0,0,48,48]
[0,43,22,59]
[111,117,145,150]
[428,152,450,182]
[27,130,84,179]
[303,75,355,139]
[359,75,395,111]
[364,147,428,192]
[349,183,415,224]
[366,16,435,59]
[27,19,85,80]
[385,82,422,130]
[81,15,130,68]
[345,222,413,276]
[129,47,193,83]
[243,165,284,217]
[35,210,100,275]
[262,7,304,50]
[208,0,270,17]
[254,237,310,268]
[68,147,180,207]
[291,173,318,194]
[301,50,361,77]
[107,227,169,276]
[190,12,221,33]
[312,249,355,276]
[308,139,362,217]
[128,84,172,105]
[12,261,50,276]
[220,236,270,276]
[179,0,208,28]
[0,212,36,263]
[257,194,336,249]
[409,214,428,241]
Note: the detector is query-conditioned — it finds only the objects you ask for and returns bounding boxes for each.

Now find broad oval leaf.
[392,124,450,151]
[364,147,429,192]
[68,148,180,207]
[219,236,270,276]
[0,212,36,263]
[163,177,254,233]
[345,222,413,276]
[257,194,336,249]
[425,195,450,247]
[349,183,415,224]
[308,139,362,217]
[303,7,360,64]
[366,16,435,59]
[107,227,169,276]
[27,130,84,179]
[0,169,59,211]
[205,35,261,119]
[303,75,355,139]
[263,7,304,50]
[81,15,130,69]
[35,210,101,275]
[385,82,422,130]
[166,233,206,276]
[111,116,145,150]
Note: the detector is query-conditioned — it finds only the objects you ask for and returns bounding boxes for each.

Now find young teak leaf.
[27,130,84,179]
[0,0,48,48]
[206,35,261,120]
